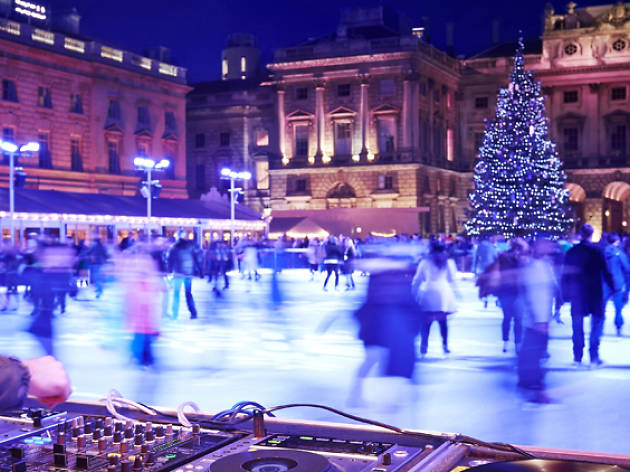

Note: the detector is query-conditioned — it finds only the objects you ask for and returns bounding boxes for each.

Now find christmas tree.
[465,37,572,239]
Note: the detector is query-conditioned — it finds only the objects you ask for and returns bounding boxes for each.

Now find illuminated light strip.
[101,46,123,62]
[32,28,54,45]
[158,63,178,77]
[64,37,85,54]
[14,7,46,20]
[0,20,20,36]
[139,57,152,70]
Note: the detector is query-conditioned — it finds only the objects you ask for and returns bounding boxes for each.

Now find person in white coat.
[412,241,458,356]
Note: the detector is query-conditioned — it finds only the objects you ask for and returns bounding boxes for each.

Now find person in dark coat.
[322,236,343,291]
[604,233,630,336]
[166,231,202,320]
[349,255,418,405]
[562,224,614,366]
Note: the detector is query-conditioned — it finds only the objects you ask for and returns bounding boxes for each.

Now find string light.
[465,36,572,240]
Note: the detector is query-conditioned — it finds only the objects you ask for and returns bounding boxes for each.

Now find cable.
[100,389,159,422]
[176,401,201,428]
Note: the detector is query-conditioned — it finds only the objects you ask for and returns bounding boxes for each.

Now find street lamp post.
[134,157,170,238]
[1,140,39,245]
[220,168,251,247]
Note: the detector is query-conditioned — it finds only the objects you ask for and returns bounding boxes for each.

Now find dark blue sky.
[48,0,606,83]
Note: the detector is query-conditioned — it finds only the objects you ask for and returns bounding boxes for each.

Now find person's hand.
[22,356,71,408]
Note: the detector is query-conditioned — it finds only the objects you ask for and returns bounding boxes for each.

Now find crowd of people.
[1,224,629,406]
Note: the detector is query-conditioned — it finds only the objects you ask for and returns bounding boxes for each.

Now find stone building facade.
[188,2,630,237]
[0,6,190,199]
[460,2,630,237]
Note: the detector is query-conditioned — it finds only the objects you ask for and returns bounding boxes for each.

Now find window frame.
[563,90,579,104]
[337,83,351,97]
[474,96,488,109]
[219,132,230,147]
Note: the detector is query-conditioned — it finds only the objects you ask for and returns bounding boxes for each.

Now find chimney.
[422,16,431,43]
[446,22,455,56]
[492,18,501,44]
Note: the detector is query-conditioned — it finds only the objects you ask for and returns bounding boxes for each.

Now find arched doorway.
[326,182,357,209]
[566,182,586,231]
[602,181,630,234]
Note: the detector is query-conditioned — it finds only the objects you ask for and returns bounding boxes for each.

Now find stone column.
[359,75,369,161]
[315,79,325,163]
[276,87,286,160]
[402,78,411,151]
[243,108,250,195]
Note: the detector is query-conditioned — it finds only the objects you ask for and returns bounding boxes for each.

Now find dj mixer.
[0,401,628,472]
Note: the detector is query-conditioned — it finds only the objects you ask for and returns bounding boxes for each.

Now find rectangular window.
[37,87,52,108]
[222,59,228,79]
[434,124,443,157]
[296,87,308,100]
[612,87,627,101]
[2,79,18,102]
[419,82,427,96]
[379,79,395,95]
[295,178,307,193]
[137,142,148,157]
[38,132,52,169]
[108,140,120,174]
[337,83,351,97]
[240,56,246,73]
[70,137,83,172]
[70,93,83,114]
[563,127,579,152]
[107,100,121,122]
[256,160,269,190]
[2,127,14,164]
[164,111,176,134]
[563,90,578,103]
[447,128,454,161]
[219,132,230,146]
[294,125,309,157]
[137,106,150,130]
[612,124,627,155]
[433,90,440,102]
[378,175,394,190]
[195,164,205,190]
[255,128,269,146]
[378,118,396,153]
[334,122,352,155]
[474,96,488,109]
[195,133,205,148]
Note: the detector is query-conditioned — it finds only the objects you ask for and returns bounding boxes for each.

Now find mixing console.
[0,402,628,472]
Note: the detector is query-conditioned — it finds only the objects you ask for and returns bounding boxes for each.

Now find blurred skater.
[412,241,458,356]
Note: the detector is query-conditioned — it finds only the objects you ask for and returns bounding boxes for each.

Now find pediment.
[329,106,356,116]
[134,128,153,137]
[372,104,400,114]
[604,109,630,120]
[557,112,586,122]
[287,109,314,120]
[104,123,123,133]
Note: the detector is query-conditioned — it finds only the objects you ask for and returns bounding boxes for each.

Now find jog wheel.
[209,449,340,472]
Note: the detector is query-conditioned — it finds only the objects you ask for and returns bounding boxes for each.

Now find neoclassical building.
[462,2,630,238]
[0,2,190,201]
[188,2,630,237]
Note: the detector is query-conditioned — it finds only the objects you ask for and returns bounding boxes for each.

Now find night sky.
[47,0,607,83]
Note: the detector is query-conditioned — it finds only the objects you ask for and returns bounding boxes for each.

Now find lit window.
[612,87,627,101]
[563,90,578,103]
[256,160,269,190]
[255,128,269,146]
[222,59,228,79]
[37,86,52,108]
[240,56,246,73]
[378,118,396,153]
